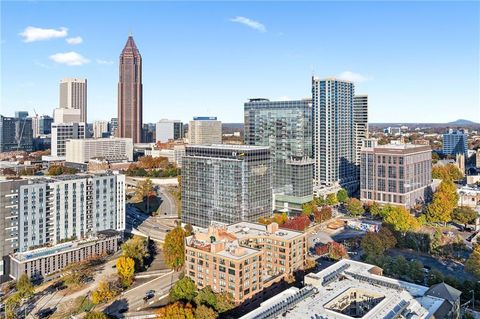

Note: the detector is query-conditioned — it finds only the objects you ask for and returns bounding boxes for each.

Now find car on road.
[144,290,155,301]
[36,308,55,318]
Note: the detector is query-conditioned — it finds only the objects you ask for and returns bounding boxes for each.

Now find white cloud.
[20,26,68,42]
[49,52,90,66]
[66,36,83,45]
[336,71,372,83]
[96,59,114,65]
[230,16,266,32]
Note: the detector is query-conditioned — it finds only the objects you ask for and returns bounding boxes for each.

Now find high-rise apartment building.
[182,145,272,227]
[66,138,133,163]
[244,98,313,193]
[188,117,222,145]
[93,120,110,138]
[59,78,87,123]
[51,122,86,157]
[118,35,143,143]
[156,119,184,143]
[32,115,53,137]
[0,173,125,280]
[0,115,33,152]
[312,77,357,193]
[360,143,432,208]
[442,129,468,156]
[353,95,368,165]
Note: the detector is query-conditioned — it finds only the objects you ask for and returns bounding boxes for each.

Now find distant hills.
[447,119,479,125]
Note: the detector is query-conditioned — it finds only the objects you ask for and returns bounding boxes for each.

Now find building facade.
[10,231,120,280]
[32,115,53,137]
[353,95,368,166]
[53,108,82,124]
[93,120,110,138]
[312,77,357,193]
[0,115,33,152]
[188,117,222,145]
[182,145,272,227]
[145,145,186,167]
[156,119,184,143]
[118,36,143,143]
[360,143,433,208]
[443,130,468,156]
[51,122,86,157]
[185,222,307,304]
[244,98,313,196]
[59,78,87,123]
[65,138,133,163]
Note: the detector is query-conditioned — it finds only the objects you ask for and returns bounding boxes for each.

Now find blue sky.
[1,1,479,123]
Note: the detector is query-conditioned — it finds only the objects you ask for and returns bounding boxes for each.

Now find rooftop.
[240,259,455,319]
[186,144,270,151]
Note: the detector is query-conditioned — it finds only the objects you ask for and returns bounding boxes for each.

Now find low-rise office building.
[360,143,432,208]
[188,117,222,145]
[10,231,120,280]
[145,144,186,167]
[240,259,461,319]
[65,137,133,164]
[185,222,307,304]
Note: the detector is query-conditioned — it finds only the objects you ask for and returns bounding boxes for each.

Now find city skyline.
[1,1,479,123]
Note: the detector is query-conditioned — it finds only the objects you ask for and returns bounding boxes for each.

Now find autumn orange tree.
[156,301,195,319]
[116,256,135,288]
[282,215,310,231]
[432,164,463,181]
[346,198,365,216]
[91,280,119,304]
[163,226,186,270]
[313,206,332,223]
[426,180,459,225]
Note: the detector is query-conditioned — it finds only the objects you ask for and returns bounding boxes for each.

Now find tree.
[361,232,384,257]
[465,244,480,279]
[272,213,288,225]
[5,292,21,319]
[156,302,195,319]
[378,227,397,250]
[194,286,217,309]
[432,164,463,181]
[91,280,118,304]
[302,201,316,216]
[121,236,148,271]
[315,242,348,260]
[368,202,382,217]
[336,189,349,204]
[326,193,338,206]
[432,152,440,164]
[164,227,186,270]
[314,206,333,223]
[282,215,310,231]
[346,198,365,216]
[184,223,194,236]
[195,305,218,319]
[214,292,235,313]
[452,206,478,228]
[16,274,34,298]
[63,260,92,288]
[133,178,155,203]
[84,311,108,319]
[383,206,420,233]
[426,180,459,224]
[117,256,135,288]
[169,276,197,303]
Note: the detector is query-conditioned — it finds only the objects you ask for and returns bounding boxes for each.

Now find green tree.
[84,311,108,319]
[346,198,365,216]
[336,188,349,204]
[184,223,194,236]
[432,152,440,164]
[465,244,480,279]
[326,193,338,206]
[121,236,148,271]
[195,305,218,319]
[452,206,478,228]
[214,292,235,313]
[427,268,445,286]
[194,286,217,308]
[361,232,384,257]
[302,201,316,216]
[369,202,382,217]
[164,227,186,270]
[169,276,197,303]
[116,256,135,288]
[408,260,424,283]
[5,292,21,319]
[378,227,397,249]
[16,274,34,298]
[383,206,420,233]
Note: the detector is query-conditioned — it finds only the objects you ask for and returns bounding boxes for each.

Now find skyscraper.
[93,120,110,138]
[353,95,369,166]
[312,77,357,193]
[59,78,87,123]
[188,117,222,145]
[118,35,143,143]
[244,98,314,212]
[442,129,468,156]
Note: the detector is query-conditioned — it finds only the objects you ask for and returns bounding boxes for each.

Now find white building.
[59,78,87,123]
[240,259,461,319]
[93,120,110,138]
[156,119,183,143]
[51,122,86,157]
[12,173,125,253]
[145,145,185,167]
[188,117,222,145]
[65,138,133,164]
[53,108,81,124]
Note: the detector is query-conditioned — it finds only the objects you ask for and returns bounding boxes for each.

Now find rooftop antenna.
[128,30,133,37]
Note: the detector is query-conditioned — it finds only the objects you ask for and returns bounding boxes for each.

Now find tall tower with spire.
[118,35,143,143]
